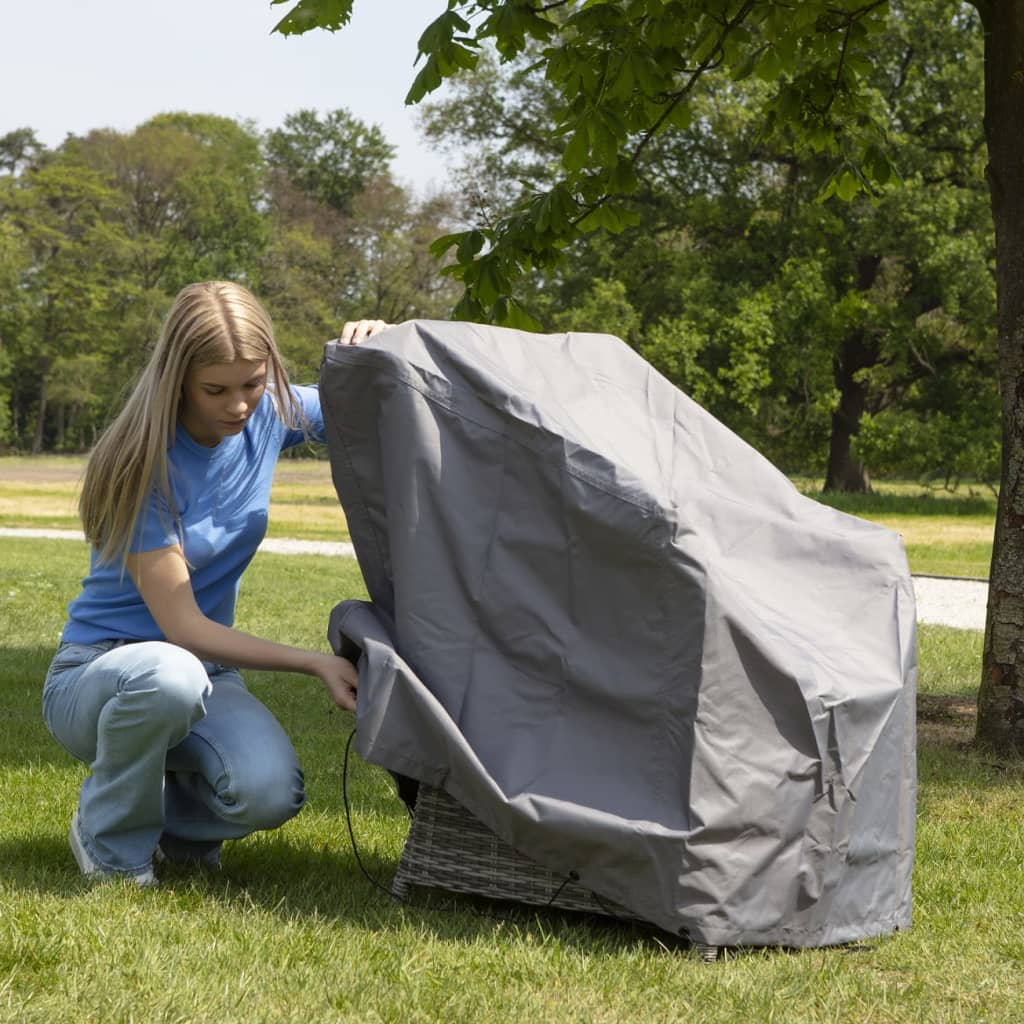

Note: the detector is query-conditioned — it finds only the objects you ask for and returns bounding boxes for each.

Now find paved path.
[0,527,987,631]
[0,527,355,558]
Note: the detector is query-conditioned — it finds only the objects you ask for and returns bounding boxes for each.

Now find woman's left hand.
[309,652,359,712]
[338,319,393,345]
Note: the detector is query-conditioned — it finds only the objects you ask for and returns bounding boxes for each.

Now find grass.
[2,535,1023,1023]
[0,455,350,542]
[0,458,999,578]
[795,479,997,578]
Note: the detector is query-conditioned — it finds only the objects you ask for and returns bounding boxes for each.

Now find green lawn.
[802,482,997,579]
[0,458,999,577]
[1,536,1021,1023]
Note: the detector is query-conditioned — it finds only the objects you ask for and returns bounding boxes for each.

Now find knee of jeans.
[230,764,306,831]
[121,642,210,723]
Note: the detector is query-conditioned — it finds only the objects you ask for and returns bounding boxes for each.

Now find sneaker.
[69,811,158,888]
[155,835,222,870]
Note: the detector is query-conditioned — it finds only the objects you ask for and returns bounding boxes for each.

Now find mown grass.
[797,481,996,578]
[0,458,998,577]
[2,536,1022,1024]
[0,455,350,541]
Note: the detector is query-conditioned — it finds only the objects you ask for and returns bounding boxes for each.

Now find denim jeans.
[43,639,306,875]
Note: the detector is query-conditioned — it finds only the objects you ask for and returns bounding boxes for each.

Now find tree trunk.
[823,256,880,494]
[823,331,877,493]
[824,382,872,492]
[975,0,1024,753]
[30,380,48,455]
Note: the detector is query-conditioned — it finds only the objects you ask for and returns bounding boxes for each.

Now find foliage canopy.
[274,0,898,326]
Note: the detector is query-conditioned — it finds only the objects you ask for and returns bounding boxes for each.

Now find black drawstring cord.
[341,727,635,927]
[342,728,402,901]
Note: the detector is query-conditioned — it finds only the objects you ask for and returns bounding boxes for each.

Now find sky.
[0,0,454,194]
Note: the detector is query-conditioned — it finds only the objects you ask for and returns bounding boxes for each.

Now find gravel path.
[0,527,986,631]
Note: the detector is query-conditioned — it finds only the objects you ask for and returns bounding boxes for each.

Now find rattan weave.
[391,784,720,961]
[391,784,635,918]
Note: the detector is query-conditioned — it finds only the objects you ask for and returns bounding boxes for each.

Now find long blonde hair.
[80,281,302,567]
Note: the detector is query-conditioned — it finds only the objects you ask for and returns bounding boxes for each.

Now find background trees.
[0,108,459,451]
[416,0,996,489]
[2,4,996,489]
[269,0,1024,752]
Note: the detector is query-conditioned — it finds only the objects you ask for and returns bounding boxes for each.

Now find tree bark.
[975,0,1024,752]
[823,256,880,493]
[824,351,873,493]
[30,378,48,455]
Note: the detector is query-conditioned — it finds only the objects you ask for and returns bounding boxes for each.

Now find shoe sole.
[69,811,157,888]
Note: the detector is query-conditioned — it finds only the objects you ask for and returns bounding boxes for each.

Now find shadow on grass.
[918,695,978,748]
[222,840,831,960]
[220,838,697,955]
[0,829,695,956]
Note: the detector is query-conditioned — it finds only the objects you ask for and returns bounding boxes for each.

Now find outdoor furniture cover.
[320,320,917,949]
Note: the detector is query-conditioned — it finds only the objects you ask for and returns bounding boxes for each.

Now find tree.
[0,215,32,448]
[258,110,460,382]
[0,156,137,452]
[273,0,1024,754]
[0,109,460,450]
[67,113,268,296]
[417,9,996,490]
[0,128,45,176]
[972,0,1024,752]
[265,108,396,215]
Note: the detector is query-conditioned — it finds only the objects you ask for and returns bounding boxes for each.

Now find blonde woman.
[42,280,390,885]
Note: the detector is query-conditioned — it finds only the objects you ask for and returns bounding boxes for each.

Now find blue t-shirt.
[62,385,325,644]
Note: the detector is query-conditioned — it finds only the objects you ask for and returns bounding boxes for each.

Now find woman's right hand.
[310,652,359,712]
[338,319,393,345]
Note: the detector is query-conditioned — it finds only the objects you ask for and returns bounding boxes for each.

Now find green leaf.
[755,49,785,82]
[863,144,892,187]
[608,161,639,195]
[835,171,860,201]
[731,50,760,82]
[502,297,542,331]
[577,201,637,235]
[577,204,611,233]
[562,128,591,172]
[271,0,354,36]
[456,229,487,262]
[417,10,472,54]
[609,58,636,101]
[453,292,486,323]
[406,59,444,104]
[429,232,464,259]
[472,257,507,307]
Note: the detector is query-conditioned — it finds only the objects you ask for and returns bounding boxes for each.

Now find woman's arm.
[127,546,358,711]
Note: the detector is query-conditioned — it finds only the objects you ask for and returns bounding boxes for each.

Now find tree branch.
[887,45,915,103]
[632,0,760,164]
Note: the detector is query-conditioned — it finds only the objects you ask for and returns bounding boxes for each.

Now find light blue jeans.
[43,639,306,875]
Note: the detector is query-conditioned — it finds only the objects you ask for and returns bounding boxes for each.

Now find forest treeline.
[0,109,461,456]
[0,0,997,489]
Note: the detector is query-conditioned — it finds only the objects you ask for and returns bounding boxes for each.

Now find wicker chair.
[391,784,720,962]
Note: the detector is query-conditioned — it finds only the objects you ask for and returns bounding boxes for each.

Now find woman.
[43,280,390,885]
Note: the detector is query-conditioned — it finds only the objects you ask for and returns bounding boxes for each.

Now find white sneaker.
[69,811,158,888]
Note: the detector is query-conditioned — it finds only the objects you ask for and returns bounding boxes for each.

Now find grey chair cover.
[321,320,916,948]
